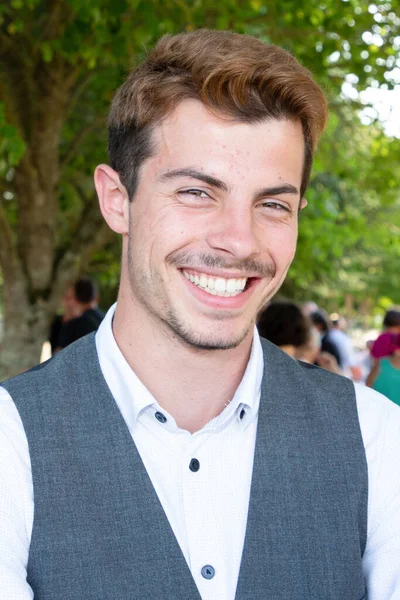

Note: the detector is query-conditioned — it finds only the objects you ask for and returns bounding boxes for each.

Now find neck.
[112,297,253,433]
[279,344,296,357]
[80,302,95,312]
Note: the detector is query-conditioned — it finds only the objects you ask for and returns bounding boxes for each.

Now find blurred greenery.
[0,0,400,371]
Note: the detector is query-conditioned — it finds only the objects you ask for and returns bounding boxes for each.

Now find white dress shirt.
[0,304,400,599]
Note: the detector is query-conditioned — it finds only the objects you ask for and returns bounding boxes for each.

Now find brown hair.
[108,29,327,199]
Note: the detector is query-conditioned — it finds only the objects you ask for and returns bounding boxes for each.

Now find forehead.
[148,99,305,185]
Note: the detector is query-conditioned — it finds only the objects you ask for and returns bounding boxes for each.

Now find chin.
[183,335,244,351]
[166,312,252,351]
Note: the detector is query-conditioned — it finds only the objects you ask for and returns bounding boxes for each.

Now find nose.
[205,203,261,260]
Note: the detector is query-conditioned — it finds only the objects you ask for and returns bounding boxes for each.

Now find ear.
[299,197,308,210]
[94,164,130,234]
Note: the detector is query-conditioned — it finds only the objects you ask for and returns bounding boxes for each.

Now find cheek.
[264,224,298,264]
[135,213,193,272]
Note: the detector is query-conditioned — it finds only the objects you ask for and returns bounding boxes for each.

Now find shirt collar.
[96,303,263,433]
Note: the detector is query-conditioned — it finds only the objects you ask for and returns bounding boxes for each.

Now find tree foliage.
[0,0,400,376]
[284,113,400,308]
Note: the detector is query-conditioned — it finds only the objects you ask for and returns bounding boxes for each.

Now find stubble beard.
[165,308,255,351]
[127,240,275,352]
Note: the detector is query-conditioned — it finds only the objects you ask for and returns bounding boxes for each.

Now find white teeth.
[182,271,248,297]
[215,278,226,293]
[226,279,237,293]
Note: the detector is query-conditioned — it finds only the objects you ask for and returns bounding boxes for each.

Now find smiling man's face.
[124,99,305,350]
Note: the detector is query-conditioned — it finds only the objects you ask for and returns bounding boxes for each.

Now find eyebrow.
[158,168,229,192]
[158,168,299,197]
[254,184,299,199]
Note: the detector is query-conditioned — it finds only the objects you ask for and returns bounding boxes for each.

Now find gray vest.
[3,334,367,600]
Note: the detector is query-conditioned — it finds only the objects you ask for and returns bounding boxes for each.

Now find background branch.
[60,115,106,172]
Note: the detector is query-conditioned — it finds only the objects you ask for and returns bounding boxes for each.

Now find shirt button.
[240,408,246,420]
[189,458,200,472]
[201,565,215,580]
[154,411,167,424]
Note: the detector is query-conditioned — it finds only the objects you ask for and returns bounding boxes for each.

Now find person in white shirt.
[330,313,362,380]
[1,29,400,600]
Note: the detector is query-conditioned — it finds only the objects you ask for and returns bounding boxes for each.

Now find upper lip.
[180,267,258,279]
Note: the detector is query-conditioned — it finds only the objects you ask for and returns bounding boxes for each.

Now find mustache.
[167,251,276,278]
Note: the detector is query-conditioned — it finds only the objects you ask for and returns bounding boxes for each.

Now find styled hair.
[108,29,327,200]
[74,278,98,304]
[258,301,312,348]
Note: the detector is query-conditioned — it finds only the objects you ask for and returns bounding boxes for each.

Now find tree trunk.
[0,289,51,380]
[0,20,115,380]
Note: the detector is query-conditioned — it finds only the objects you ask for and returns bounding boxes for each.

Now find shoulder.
[91,308,105,321]
[1,333,97,397]
[259,335,351,392]
[79,309,104,332]
[354,382,400,440]
[354,383,400,572]
[57,315,83,347]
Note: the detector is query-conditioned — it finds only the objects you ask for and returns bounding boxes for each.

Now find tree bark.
[0,25,112,379]
[0,276,51,380]
[0,192,113,380]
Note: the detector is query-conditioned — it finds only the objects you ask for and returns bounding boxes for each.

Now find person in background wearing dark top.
[258,301,312,359]
[258,301,341,373]
[49,285,85,353]
[56,278,105,350]
[310,310,342,367]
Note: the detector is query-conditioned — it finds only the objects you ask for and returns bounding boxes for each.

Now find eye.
[178,188,210,198]
[176,188,214,207]
[260,200,291,213]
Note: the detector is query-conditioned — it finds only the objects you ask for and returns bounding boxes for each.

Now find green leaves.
[0,104,26,175]
[286,113,400,307]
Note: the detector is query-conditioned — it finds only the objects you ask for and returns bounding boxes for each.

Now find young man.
[1,30,399,600]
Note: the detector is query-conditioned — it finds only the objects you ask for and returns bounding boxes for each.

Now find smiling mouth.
[182,270,250,297]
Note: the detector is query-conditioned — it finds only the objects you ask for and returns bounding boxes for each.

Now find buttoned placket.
[181,429,221,597]
[131,401,254,600]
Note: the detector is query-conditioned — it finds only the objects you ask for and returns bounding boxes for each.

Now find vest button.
[201,565,215,580]
[154,411,167,424]
[189,458,200,472]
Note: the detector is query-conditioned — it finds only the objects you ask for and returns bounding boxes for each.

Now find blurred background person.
[366,340,400,406]
[369,308,400,361]
[49,284,84,354]
[366,309,400,405]
[258,301,341,374]
[53,278,104,352]
[329,313,362,381]
[302,300,319,317]
[310,310,342,368]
